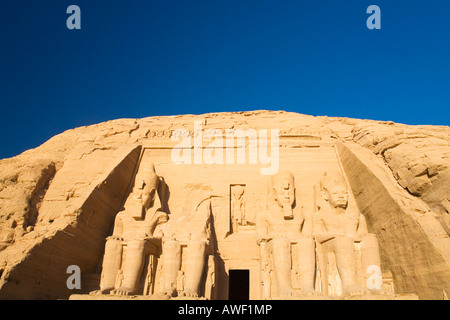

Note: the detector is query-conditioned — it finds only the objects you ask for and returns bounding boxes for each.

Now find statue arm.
[300,207,312,235]
[256,212,271,244]
[146,209,169,237]
[315,210,326,234]
[357,213,368,234]
[314,213,337,243]
[190,199,212,244]
[109,213,124,239]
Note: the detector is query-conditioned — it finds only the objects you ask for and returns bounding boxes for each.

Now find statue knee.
[187,240,206,252]
[333,236,355,253]
[296,236,315,248]
[361,233,381,268]
[361,233,379,248]
[105,237,122,251]
[272,238,290,250]
[163,239,179,252]
[127,239,145,253]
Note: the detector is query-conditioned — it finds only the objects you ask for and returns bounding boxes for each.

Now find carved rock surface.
[0,111,448,300]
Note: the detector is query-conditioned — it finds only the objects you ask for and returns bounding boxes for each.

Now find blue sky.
[1,1,449,159]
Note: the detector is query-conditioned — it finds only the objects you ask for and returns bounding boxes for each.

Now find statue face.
[326,184,349,209]
[140,184,156,203]
[134,174,158,209]
[273,177,295,208]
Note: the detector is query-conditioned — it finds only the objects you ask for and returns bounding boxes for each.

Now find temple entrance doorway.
[228,270,250,300]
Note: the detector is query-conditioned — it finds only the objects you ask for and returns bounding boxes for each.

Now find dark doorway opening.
[228,270,249,300]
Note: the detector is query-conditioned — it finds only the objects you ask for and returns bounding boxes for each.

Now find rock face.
[0,111,448,300]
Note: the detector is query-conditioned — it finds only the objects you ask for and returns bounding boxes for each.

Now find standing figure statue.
[231,185,246,232]
[204,255,217,300]
[257,171,317,298]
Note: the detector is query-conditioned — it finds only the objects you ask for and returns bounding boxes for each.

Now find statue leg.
[361,234,383,292]
[162,240,181,297]
[297,237,318,296]
[333,236,366,296]
[116,239,145,295]
[183,240,207,297]
[98,238,122,294]
[271,238,293,297]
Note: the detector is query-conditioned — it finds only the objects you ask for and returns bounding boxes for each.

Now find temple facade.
[89,137,403,299]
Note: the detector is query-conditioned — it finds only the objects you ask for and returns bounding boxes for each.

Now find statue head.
[320,172,349,209]
[271,171,295,210]
[134,163,159,209]
[271,171,295,208]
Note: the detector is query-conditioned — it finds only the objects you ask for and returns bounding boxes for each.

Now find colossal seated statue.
[314,171,382,297]
[257,171,317,298]
[159,183,213,298]
[94,163,168,295]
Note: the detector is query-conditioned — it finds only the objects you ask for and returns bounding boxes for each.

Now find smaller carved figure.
[143,256,155,295]
[115,270,124,290]
[177,270,186,296]
[205,255,216,300]
[231,185,246,232]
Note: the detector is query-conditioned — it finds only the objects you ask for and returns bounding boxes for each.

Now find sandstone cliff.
[0,111,448,299]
